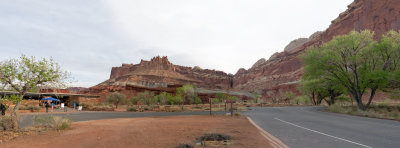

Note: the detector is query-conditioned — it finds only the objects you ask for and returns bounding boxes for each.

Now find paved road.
[244,106,400,148]
[19,111,224,128]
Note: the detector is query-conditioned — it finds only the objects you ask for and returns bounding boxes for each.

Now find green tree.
[106,92,126,109]
[177,84,197,104]
[167,94,183,105]
[154,92,169,105]
[215,92,227,103]
[226,96,238,102]
[302,30,400,110]
[193,95,202,105]
[133,91,155,106]
[0,55,69,118]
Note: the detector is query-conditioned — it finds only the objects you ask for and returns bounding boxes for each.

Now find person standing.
[0,103,6,116]
[45,102,50,113]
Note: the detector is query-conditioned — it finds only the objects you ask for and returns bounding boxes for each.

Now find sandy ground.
[2,115,273,148]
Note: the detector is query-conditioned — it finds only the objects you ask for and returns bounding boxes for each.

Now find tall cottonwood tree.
[302,30,400,110]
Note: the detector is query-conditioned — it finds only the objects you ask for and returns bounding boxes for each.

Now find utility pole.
[209,98,212,116]
[230,101,233,117]
[224,100,227,112]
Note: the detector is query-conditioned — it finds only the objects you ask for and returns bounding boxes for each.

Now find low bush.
[19,105,41,112]
[328,104,344,113]
[127,106,137,112]
[234,112,241,117]
[143,105,154,111]
[198,133,232,141]
[33,115,72,130]
[81,103,114,111]
[58,118,72,130]
[328,104,400,120]
[0,116,17,131]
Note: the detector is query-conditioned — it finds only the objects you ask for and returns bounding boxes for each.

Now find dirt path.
[3,115,273,148]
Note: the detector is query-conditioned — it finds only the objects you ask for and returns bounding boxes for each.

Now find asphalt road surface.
[244,106,400,148]
[18,111,224,128]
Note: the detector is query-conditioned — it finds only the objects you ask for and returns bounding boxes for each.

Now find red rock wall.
[233,0,400,98]
[107,56,233,90]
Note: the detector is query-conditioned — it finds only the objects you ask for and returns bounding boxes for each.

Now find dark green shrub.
[198,133,232,141]
[127,106,137,112]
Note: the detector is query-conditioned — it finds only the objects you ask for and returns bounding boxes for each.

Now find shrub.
[33,115,57,128]
[0,116,17,131]
[33,115,72,130]
[198,133,232,141]
[328,104,344,113]
[80,102,94,110]
[81,103,114,111]
[19,105,41,112]
[234,112,241,117]
[58,118,72,130]
[389,110,400,119]
[144,105,153,111]
[175,144,194,148]
[127,106,137,112]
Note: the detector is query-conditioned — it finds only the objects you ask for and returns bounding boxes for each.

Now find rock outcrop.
[84,56,240,101]
[283,38,309,52]
[251,58,266,69]
[105,56,233,89]
[233,0,400,98]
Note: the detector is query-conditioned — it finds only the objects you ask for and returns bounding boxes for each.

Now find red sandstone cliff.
[233,0,400,97]
[85,0,400,101]
[84,56,240,101]
[103,56,233,89]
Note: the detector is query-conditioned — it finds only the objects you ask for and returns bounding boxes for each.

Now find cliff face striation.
[233,0,400,97]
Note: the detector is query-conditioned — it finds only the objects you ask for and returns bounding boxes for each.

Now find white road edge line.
[274,118,372,148]
[247,117,290,148]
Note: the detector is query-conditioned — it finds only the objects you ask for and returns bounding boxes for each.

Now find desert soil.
[2,115,272,148]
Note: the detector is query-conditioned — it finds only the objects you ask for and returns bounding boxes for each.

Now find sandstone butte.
[82,0,400,102]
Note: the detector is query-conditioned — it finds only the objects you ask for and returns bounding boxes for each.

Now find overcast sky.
[0,0,353,87]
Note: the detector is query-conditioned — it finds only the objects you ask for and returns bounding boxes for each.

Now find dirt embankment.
[3,116,274,148]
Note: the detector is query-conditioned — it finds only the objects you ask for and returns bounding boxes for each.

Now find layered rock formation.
[84,56,248,101]
[84,0,400,101]
[104,56,233,89]
[233,0,400,98]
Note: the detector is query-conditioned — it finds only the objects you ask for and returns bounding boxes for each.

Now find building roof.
[0,91,99,98]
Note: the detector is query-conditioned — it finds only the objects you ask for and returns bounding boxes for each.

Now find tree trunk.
[311,92,317,105]
[350,91,366,111]
[10,95,24,130]
[365,88,377,109]
[356,100,366,111]
[12,95,25,116]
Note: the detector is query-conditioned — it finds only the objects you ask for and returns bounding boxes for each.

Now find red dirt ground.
[2,115,273,148]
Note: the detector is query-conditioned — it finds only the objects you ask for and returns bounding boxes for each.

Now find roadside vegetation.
[300,30,400,120]
[122,84,246,113]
